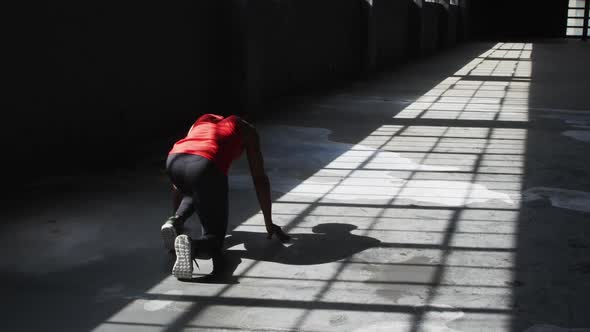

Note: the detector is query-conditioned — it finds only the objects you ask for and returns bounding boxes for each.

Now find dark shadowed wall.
[372,0,412,68]
[5,1,239,180]
[239,0,366,110]
[469,0,568,40]
[4,0,475,186]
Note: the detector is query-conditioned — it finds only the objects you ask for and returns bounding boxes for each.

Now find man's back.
[168,114,244,175]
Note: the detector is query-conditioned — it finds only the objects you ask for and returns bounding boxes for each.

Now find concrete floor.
[2,40,590,332]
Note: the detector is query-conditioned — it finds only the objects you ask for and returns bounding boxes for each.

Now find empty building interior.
[2,0,590,331]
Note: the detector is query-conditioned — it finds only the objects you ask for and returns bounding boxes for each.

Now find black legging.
[166,153,228,254]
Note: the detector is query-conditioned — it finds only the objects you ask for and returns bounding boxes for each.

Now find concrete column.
[362,0,377,72]
[458,0,470,42]
[421,1,440,55]
[436,0,450,50]
[408,0,424,57]
[447,1,459,47]
[372,0,412,68]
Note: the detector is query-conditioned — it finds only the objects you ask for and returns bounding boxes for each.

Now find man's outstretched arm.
[241,120,290,242]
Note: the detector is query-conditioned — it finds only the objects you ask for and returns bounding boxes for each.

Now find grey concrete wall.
[233,0,469,111]
[413,1,466,55]
[228,0,471,111]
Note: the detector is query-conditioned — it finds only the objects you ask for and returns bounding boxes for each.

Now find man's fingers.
[266,224,291,242]
[275,229,291,243]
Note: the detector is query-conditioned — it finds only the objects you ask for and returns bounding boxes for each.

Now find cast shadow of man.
[194,223,381,283]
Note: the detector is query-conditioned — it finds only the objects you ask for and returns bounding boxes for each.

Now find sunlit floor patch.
[265,174,515,206]
[143,289,184,312]
[351,302,464,332]
[523,187,590,213]
[231,125,519,207]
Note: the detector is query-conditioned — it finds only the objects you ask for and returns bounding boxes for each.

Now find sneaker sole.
[172,235,193,280]
[161,224,178,251]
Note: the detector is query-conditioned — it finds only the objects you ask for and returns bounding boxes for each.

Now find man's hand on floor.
[266,223,291,243]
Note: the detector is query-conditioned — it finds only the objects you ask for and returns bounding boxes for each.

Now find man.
[162,114,289,280]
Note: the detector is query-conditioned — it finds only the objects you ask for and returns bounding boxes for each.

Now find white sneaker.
[172,235,193,280]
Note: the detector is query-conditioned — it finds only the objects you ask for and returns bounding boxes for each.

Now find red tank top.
[169,114,244,175]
